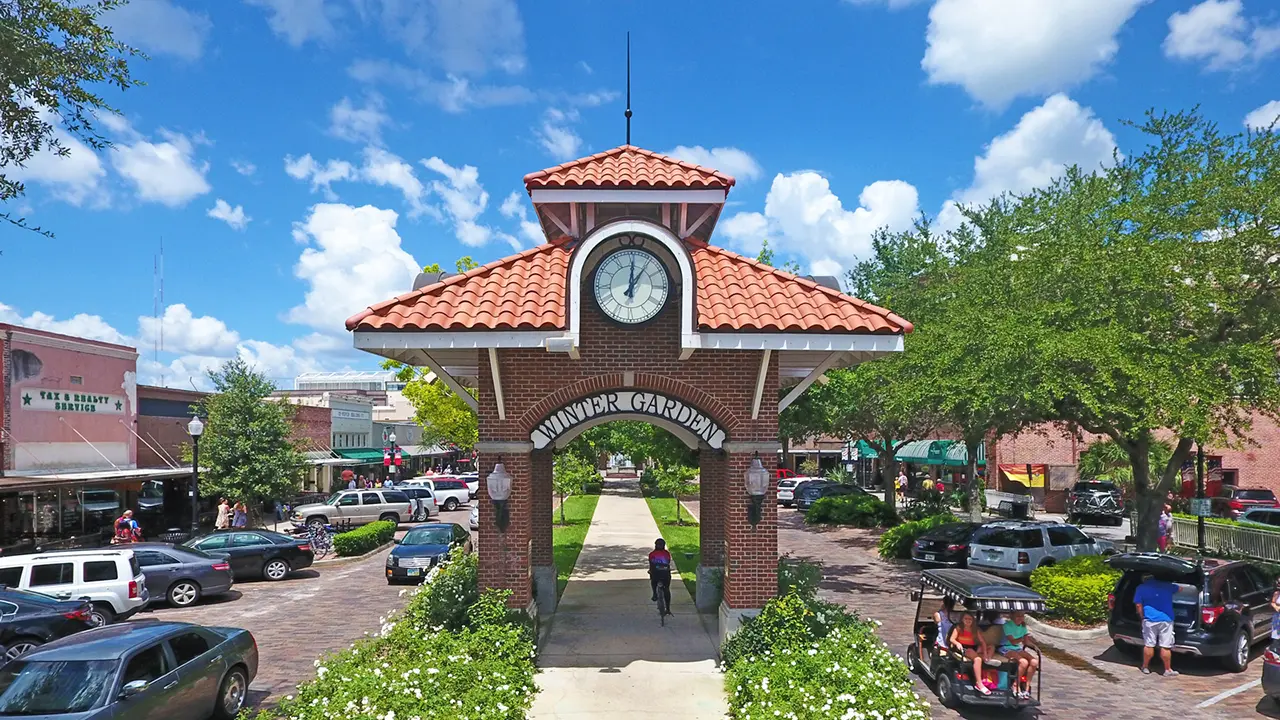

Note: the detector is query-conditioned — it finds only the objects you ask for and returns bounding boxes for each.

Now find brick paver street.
[127,509,474,710]
[772,507,1265,720]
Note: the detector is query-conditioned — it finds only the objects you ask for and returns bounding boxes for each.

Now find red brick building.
[346,146,911,638]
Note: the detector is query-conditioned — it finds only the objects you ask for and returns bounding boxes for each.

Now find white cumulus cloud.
[922,0,1148,108]
[1245,100,1280,130]
[138,304,241,355]
[1164,0,1280,71]
[422,157,518,249]
[104,0,212,61]
[246,0,336,47]
[207,199,251,230]
[286,203,423,331]
[662,145,762,183]
[284,154,355,200]
[533,108,582,161]
[10,126,107,207]
[230,160,257,176]
[330,94,391,146]
[111,128,211,207]
[0,303,132,346]
[721,174,920,273]
[499,191,545,246]
[359,146,429,216]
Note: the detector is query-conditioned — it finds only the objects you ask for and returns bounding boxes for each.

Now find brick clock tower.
[347,146,911,639]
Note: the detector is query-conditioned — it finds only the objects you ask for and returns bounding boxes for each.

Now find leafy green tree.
[755,239,775,266]
[552,453,596,525]
[194,359,305,525]
[423,256,480,274]
[654,464,698,525]
[384,360,478,450]
[2,0,143,236]
[1078,438,1175,494]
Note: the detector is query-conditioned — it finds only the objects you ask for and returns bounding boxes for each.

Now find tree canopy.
[2,0,143,236]
[193,359,306,523]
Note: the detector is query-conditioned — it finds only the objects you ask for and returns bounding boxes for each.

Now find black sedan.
[910,522,982,568]
[0,621,257,719]
[183,529,314,581]
[130,543,235,608]
[386,523,473,584]
[1264,637,1280,702]
[0,588,97,663]
[794,482,867,511]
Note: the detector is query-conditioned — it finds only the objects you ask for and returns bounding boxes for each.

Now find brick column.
[719,442,780,644]
[475,442,534,614]
[530,449,556,616]
[696,451,725,611]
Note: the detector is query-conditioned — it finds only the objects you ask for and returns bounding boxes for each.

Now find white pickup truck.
[407,477,470,511]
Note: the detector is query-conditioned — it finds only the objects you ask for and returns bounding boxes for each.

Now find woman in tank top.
[948,613,993,695]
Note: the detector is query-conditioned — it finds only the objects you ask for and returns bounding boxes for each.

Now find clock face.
[592,248,670,324]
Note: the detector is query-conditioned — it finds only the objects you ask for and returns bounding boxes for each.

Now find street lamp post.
[1196,442,1206,554]
[187,415,204,536]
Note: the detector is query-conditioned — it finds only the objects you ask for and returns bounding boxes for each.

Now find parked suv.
[1066,480,1124,526]
[409,478,470,511]
[0,549,148,626]
[1215,487,1280,519]
[1107,553,1274,671]
[794,482,867,511]
[967,521,1113,580]
[291,489,412,529]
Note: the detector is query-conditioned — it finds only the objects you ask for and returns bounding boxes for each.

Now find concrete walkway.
[530,479,727,719]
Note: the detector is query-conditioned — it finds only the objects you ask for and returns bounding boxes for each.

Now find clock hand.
[626,257,638,299]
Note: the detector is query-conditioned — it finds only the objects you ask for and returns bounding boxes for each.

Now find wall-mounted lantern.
[487,460,513,532]
[745,452,769,527]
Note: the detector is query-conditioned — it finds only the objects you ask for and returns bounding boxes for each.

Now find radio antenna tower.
[153,238,165,386]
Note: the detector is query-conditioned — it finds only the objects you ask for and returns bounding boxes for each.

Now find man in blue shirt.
[1133,573,1179,677]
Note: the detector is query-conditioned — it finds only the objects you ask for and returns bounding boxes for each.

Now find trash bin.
[1009,501,1030,520]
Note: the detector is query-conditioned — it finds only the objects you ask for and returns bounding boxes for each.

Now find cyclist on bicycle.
[648,538,672,609]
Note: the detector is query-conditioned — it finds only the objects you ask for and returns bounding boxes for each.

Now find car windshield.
[0,659,117,714]
[324,492,348,505]
[402,528,453,546]
[927,524,977,541]
[1237,489,1276,501]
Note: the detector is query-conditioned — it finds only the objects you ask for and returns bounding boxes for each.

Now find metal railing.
[1171,516,1280,562]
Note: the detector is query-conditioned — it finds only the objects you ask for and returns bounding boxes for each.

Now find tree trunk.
[966,439,982,523]
[781,436,792,473]
[674,494,682,525]
[1127,435,1194,551]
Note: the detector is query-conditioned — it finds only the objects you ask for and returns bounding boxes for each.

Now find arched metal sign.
[530,390,726,450]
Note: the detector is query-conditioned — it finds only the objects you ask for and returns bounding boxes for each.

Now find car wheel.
[263,558,290,581]
[935,671,957,708]
[379,512,400,525]
[1223,629,1250,672]
[88,604,114,627]
[306,516,327,530]
[167,580,201,608]
[443,497,459,511]
[213,666,248,720]
[3,637,42,662]
[906,643,921,674]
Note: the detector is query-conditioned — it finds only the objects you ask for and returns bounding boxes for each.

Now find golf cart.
[907,569,1047,710]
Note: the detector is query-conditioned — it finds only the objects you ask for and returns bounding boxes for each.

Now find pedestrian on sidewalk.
[215,498,231,530]
[1158,504,1173,552]
[1134,573,1179,677]
[232,501,248,528]
[1269,579,1280,640]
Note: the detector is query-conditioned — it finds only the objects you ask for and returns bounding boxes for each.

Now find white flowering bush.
[244,549,537,720]
[723,591,929,720]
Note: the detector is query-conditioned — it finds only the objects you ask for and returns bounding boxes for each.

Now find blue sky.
[3,0,1279,389]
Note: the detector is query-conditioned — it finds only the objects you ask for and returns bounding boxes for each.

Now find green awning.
[854,439,895,459]
[335,449,387,462]
[893,440,986,467]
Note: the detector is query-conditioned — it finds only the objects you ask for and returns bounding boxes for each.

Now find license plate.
[406,568,420,576]
[924,553,936,561]
[986,551,1000,559]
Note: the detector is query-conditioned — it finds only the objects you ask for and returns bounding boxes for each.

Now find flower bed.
[877,513,958,559]
[245,550,537,720]
[804,493,897,528]
[722,581,927,720]
[332,520,397,557]
[1029,554,1121,625]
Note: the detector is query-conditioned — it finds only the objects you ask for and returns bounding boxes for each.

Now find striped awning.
[920,570,1047,613]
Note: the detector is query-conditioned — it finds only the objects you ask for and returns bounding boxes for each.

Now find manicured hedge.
[878,513,958,560]
[1174,512,1280,532]
[332,519,396,557]
[1029,554,1121,625]
[246,550,537,720]
[805,493,897,528]
[722,589,928,720]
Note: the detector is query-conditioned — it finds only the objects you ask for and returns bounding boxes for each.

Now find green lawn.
[552,493,601,598]
[644,495,701,601]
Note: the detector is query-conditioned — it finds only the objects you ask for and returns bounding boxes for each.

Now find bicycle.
[653,575,671,625]
[303,524,333,560]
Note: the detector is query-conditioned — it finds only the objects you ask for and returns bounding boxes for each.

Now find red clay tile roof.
[345,242,571,331]
[688,241,912,334]
[346,239,911,335]
[523,145,736,191]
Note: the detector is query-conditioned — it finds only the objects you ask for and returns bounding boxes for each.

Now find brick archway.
[346,145,911,637]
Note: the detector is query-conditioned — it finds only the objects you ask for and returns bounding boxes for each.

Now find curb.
[313,540,395,567]
[1026,614,1109,640]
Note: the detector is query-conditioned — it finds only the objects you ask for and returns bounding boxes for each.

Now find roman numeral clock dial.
[592,248,670,325]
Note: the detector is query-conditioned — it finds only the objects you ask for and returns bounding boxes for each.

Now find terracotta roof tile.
[346,238,911,335]
[689,241,912,334]
[523,145,735,191]
[345,242,571,332]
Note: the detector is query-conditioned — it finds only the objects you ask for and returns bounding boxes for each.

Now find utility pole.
[1196,442,1206,554]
